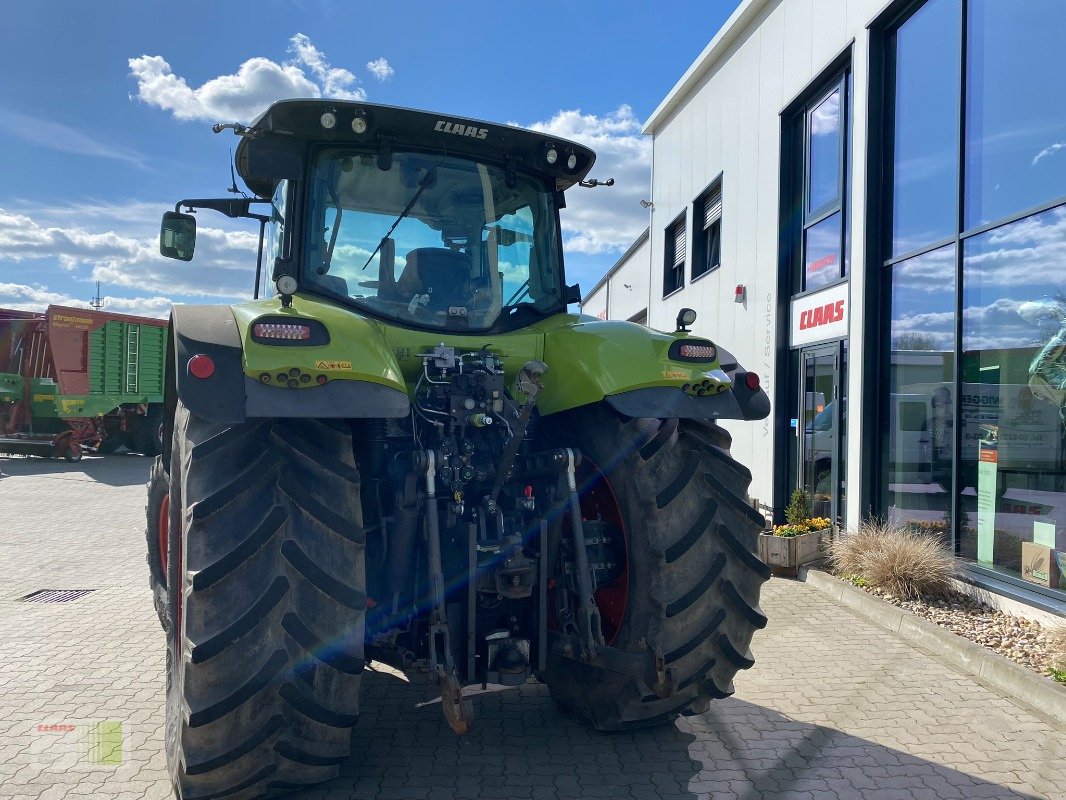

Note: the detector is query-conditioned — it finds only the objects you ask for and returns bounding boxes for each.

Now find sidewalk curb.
[798,566,1066,726]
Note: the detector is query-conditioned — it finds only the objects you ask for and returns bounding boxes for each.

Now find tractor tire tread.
[539,410,769,732]
[165,408,365,800]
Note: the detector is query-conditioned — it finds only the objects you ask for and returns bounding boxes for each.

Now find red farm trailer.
[0,305,167,460]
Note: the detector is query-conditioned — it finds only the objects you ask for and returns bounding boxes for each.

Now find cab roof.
[235,99,596,198]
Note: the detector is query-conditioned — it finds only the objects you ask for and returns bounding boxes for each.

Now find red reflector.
[253,322,311,340]
[745,372,761,390]
[678,343,717,360]
[188,354,215,379]
[316,374,328,385]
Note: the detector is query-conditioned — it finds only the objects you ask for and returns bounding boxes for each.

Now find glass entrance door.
[799,344,845,523]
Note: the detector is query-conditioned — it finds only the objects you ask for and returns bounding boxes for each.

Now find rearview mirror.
[565,283,582,305]
[160,211,196,261]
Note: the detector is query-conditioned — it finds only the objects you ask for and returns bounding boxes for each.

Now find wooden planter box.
[758,528,829,574]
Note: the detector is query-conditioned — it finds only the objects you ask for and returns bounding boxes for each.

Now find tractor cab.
[162,100,593,332]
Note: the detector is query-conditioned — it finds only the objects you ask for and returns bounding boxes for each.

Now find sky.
[0,0,743,318]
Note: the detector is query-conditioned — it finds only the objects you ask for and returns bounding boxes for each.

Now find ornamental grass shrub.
[827,518,956,600]
[1050,627,1066,681]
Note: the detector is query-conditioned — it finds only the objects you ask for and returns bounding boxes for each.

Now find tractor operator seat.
[397,248,473,310]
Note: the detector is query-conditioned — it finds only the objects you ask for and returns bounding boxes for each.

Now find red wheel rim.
[553,458,630,645]
[158,493,170,576]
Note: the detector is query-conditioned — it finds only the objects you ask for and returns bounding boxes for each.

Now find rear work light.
[250,316,329,346]
[678,343,717,359]
[253,322,311,340]
[669,339,718,362]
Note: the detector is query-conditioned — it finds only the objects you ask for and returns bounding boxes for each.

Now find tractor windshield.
[302,148,564,330]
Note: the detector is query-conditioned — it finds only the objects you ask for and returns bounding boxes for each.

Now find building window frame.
[871,0,1066,610]
[663,211,687,298]
[799,70,850,294]
[691,175,723,282]
[774,47,853,522]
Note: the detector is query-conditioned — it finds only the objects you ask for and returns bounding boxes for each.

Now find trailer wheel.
[97,434,129,454]
[165,402,366,799]
[539,408,769,731]
[145,456,169,631]
[132,409,163,456]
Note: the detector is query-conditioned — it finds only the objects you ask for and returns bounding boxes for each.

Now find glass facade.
[959,208,1066,584]
[883,0,1066,599]
[890,0,960,257]
[965,0,1066,228]
[804,211,842,292]
[885,245,956,537]
[808,88,842,215]
[801,76,849,292]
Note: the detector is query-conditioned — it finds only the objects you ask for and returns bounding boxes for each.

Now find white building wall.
[581,233,651,322]
[644,0,891,523]
[581,283,608,321]
[607,237,650,321]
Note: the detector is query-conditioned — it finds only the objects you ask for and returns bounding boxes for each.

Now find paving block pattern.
[0,454,1063,800]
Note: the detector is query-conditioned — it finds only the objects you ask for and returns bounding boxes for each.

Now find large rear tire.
[165,402,366,799]
[539,408,770,731]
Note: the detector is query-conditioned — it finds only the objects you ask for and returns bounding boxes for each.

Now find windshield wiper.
[361,167,437,271]
[504,279,531,306]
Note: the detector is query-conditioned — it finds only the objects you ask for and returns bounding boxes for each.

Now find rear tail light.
[253,322,311,340]
[745,372,761,390]
[188,354,215,379]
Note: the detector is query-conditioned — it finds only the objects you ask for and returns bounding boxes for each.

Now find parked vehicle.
[148,99,771,799]
[0,305,166,459]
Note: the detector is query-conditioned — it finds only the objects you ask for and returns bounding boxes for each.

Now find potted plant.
[758,489,832,573]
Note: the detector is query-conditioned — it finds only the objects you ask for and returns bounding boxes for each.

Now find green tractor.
[147,99,771,799]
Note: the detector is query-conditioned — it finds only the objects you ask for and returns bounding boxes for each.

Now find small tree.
[785,488,812,524]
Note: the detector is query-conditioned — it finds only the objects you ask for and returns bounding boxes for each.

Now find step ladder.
[125,325,140,394]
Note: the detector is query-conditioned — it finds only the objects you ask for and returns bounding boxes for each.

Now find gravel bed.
[839,576,1066,683]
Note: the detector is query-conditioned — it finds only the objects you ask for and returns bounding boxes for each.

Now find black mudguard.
[160,305,409,468]
[605,367,771,422]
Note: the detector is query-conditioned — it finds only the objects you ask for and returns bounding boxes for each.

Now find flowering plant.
[771,517,831,537]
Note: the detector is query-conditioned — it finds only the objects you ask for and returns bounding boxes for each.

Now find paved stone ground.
[0,453,1063,800]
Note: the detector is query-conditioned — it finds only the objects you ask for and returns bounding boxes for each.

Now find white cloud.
[129,33,367,123]
[0,204,257,301]
[288,34,365,100]
[523,105,650,255]
[1031,141,1066,166]
[366,58,394,82]
[0,110,148,169]
[0,282,175,319]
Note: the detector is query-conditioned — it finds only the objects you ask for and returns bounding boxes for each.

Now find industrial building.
[584,0,1066,611]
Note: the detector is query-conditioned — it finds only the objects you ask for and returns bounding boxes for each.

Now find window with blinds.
[693,180,723,280]
[663,214,686,296]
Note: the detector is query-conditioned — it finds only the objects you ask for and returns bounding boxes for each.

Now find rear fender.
[539,317,769,421]
[165,301,410,440]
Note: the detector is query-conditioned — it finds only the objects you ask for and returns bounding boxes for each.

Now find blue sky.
[0,0,742,317]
